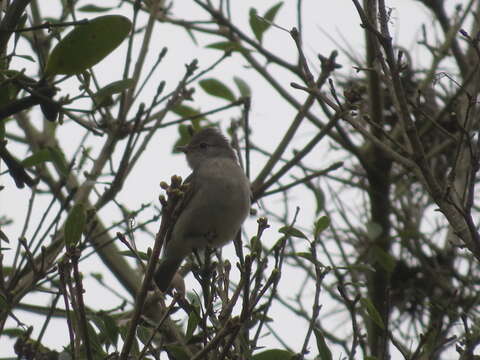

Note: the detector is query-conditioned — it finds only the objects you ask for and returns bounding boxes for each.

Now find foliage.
[1,0,480,359]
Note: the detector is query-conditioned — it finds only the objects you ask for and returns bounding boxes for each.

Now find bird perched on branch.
[154,127,251,292]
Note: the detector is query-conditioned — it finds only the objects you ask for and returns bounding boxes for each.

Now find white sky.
[0,0,464,358]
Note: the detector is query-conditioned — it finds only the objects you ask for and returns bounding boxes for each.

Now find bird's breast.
[173,158,250,248]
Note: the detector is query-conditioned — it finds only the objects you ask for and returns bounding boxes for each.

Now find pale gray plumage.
[154,127,251,292]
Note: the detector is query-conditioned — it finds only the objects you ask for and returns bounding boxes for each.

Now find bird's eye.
[199,142,208,149]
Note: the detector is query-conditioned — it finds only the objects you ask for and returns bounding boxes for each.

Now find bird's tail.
[154,257,183,292]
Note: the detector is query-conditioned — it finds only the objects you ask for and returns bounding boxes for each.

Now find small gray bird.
[154,127,251,292]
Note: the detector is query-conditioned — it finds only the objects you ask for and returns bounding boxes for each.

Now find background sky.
[0,0,458,357]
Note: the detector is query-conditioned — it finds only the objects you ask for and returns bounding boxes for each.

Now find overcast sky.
[1,0,455,358]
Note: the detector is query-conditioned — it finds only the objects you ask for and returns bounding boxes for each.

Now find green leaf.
[249,8,265,43]
[173,124,192,153]
[119,250,149,261]
[1,266,12,276]
[371,246,396,273]
[249,2,284,43]
[250,235,262,255]
[91,272,103,281]
[172,104,200,118]
[119,325,140,356]
[206,41,247,53]
[14,14,28,43]
[78,4,114,12]
[137,325,151,346]
[360,298,385,330]
[171,104,205,127]
[58,351,72,359]
[233,76,251,98]
[366,221,382,240]
[313,328,332,360]
[45,15,132,76]
[89,314,107,341]
[78,146,91,170]
[264,2,284,22]
[14,54,35,63]
[93,78,133,107]
[3,328,25,338]
[340,263,375,273]
[252,349,295,360]
[98,312,119,346]
[310,185,325,214]
[47,146,69,177]
[314,216,330,238]
[64,203,86,248]
[22,149,54,168]
[199,78,236,102]
[184,27,198,45]
[0,120,5,140]
[295,252,315,263]
[0,70,34,107]
[278,226,308,239]
[186,305,201,339]
[86,320,107,357]
[164,344,190,360]
[0,294,8,310]
[0,229,9,243]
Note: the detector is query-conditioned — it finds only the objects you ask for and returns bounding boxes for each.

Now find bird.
[154,127,251,292]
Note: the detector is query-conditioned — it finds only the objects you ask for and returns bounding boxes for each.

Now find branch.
[0,0,33,53]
